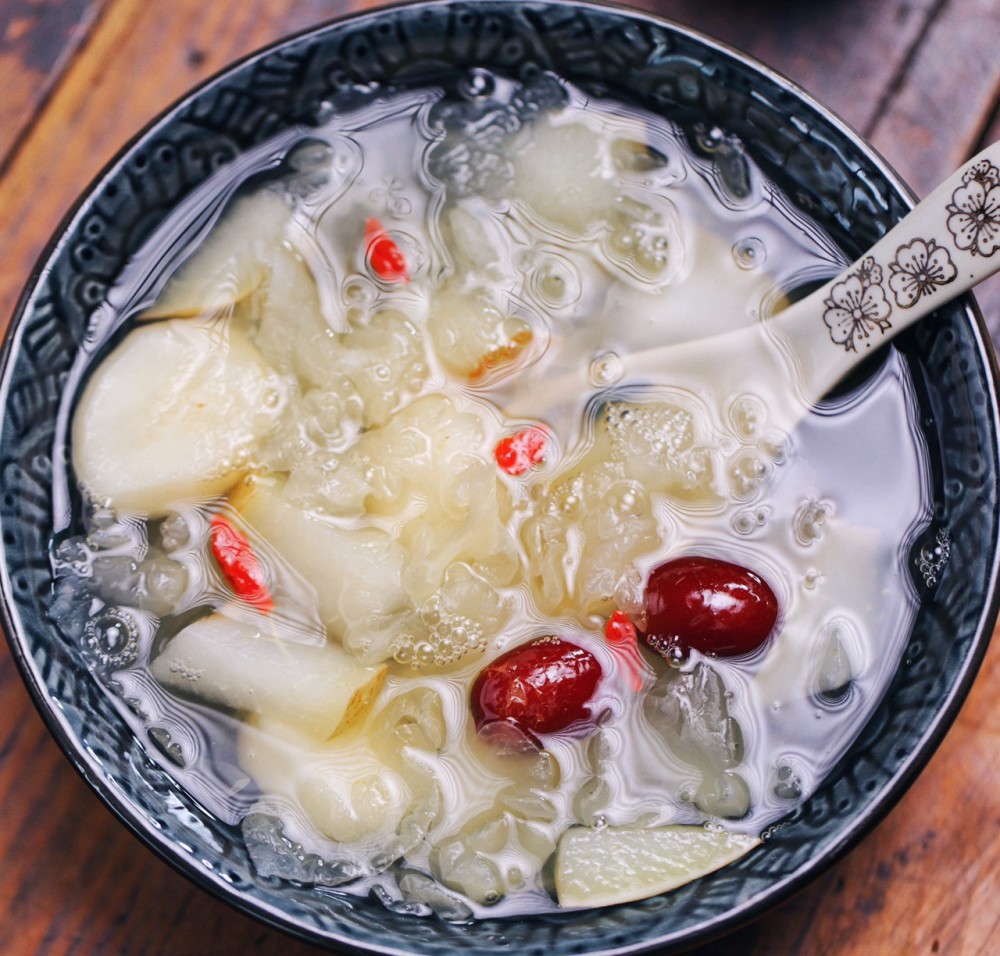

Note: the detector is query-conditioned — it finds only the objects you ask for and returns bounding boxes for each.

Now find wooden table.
[2,1,999,953]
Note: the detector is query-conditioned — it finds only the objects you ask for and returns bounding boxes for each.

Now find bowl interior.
[2,2,999,953]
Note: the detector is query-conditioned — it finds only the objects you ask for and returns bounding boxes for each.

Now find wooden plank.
[0,0,107,165]
[630,0,939,135]
[0,679,325,954]
[870,0,1000,348]
[0,3,373,946]
[869,0,1000,195]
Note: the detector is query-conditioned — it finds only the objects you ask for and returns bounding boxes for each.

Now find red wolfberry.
[364,217,409,283]
[604,609,648,692]
[495,425,548,476]
[209,514,274,613]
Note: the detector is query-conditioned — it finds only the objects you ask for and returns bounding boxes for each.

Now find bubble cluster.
[603,400,715,499]
[915,526,951,587]
[728,395,768,442]
[390,595,488,669]
[606,402,692,464]
[722,395,790,500]
[728,449,769,499]
[389,566,508,670]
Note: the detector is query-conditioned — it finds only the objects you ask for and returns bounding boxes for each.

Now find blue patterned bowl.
[2,2,999,952]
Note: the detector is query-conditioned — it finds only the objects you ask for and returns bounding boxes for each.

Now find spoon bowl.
[503,139,1000,441]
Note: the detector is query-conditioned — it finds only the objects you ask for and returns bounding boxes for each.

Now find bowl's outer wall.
[1,2,998,954]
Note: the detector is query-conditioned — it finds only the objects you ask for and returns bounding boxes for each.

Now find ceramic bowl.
[2,1,999,953]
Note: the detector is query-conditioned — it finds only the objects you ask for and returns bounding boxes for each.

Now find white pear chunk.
[555,824,761,909]
[151,613,386,740]
[72,319,288,515]
[238,716,414,846]
[140,190,293,319]
[232,476,409,662]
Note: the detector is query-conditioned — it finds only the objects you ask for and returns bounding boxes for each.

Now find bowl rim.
[2,1,1000,953]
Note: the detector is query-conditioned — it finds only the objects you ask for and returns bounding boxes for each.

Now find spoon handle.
[763,138,1000,399]
[501,141,1000,427]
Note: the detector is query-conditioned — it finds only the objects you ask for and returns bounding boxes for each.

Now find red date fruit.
[644,556,778,658]
[471,637,603,747]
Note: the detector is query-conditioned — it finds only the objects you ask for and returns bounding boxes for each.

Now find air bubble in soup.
[51,74,930,918]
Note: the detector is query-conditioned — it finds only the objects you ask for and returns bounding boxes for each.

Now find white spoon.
[503,139,1000,435]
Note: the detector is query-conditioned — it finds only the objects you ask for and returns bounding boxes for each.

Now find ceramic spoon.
[503,140,1000,435]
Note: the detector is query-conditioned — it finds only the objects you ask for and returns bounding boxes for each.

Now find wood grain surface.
[1,2,999,953]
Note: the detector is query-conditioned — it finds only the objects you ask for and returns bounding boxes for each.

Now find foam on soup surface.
[52,74,929,917]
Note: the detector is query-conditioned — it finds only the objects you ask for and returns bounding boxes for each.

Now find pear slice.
[151,613,386,740]
[231,476,409,663]
[72,319,287,515]
[237,716,416,846]
[140,190,292,320]
[554,823,761,909]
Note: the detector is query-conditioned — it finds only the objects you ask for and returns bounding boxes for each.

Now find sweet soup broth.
[53,75,929,917]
